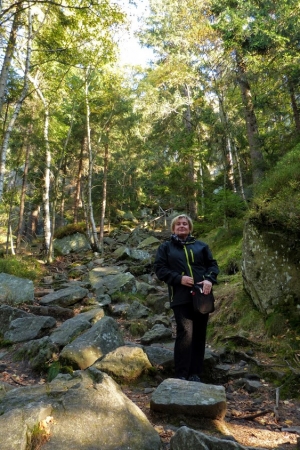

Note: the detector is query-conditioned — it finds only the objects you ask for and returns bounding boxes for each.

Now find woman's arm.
[203,245,219,284]
[154,242,183,285]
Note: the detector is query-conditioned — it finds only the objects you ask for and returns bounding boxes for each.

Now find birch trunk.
[85,71,99,251]
[0,5,21,116]
[74,136,86,223]
[16,125,32,251]
[99,142,109,252]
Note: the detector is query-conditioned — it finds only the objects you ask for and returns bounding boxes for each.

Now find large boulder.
[88,266,136,295]
[242,221,300,315]
[39,286,89,308]
[53,232,91,255]
[49,308,104,347]
[0,370,162,450]
[59,316,124,369]
[151,378,227,420]
[92,345,152,381]
[0,273,34,305]
[4,315,56,343]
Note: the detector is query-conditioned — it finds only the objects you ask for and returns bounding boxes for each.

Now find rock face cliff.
[242,221,300,317]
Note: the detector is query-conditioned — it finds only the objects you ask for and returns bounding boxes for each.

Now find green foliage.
[0,337,13,347]
[26,423,50,450]
[54,222,86,239]
[208,190,248,225]
[265,313,287,337]
[250,145,300,233]
[129,321,148,337]
[202,224,243,275]
[0,256,46,281]
[47,361,73,382]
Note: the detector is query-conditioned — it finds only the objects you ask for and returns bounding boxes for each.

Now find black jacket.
[154,235,219,307]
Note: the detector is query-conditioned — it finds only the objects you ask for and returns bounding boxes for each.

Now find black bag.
[191,284,215,314]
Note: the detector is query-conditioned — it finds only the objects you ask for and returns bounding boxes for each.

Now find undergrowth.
[0,255,46,281]
[250,145,300,233]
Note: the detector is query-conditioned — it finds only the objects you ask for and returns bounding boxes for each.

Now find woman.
[154,214,219,382]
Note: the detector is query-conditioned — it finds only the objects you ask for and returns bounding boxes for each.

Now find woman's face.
[173,218,191,239]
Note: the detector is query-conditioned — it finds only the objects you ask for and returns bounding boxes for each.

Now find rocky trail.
[1,238,300,449]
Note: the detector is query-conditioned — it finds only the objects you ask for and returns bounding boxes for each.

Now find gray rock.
[50,316,92,347]
[113,246,131,260]
[135,280,158,296]
[50,308,104,346]
[137,236,160,249]
[0,273,34,305]
[151,378,227,420]
[141,324,173,345]
[108,302,130,317]
[53,232,91,255]
[92,345,152,381]
[0,381,15,401]
[60,316,124,369]
[0,404,53,450]
[235,378,263,393]
[126,300,151,319]
[0,305,31,335]
[88,265,136,295]
[144,345,174,370]
[113,246,152,263]
[242,221,300,315]
[170,426,266,450]
[39,286,89,307]
[26,305,75,321]
[145,292,169,314]
[15,336,58,371]
[95,293,111,306]
[4,315,56,343]
[130,248,152,262]
[148,314,172,328]
[0,370,161,450]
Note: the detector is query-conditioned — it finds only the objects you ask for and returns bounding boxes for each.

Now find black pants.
[173,302,209,379]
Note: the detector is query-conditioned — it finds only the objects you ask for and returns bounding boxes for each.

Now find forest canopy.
[0,0,299,261]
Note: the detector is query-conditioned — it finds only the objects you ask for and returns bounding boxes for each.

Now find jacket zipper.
[183,245,194,278]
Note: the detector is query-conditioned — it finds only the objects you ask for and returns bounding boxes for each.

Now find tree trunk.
[99,142,110,252]
[183,84,197,219]
[26,205,40,241]
[0,5,21,116]
[85,71,99,251]
[29,82,52,261]
[235,52,264,185]
[16,125,32,251]
[42,104,52,261]
[0,6,32,202]
[74,136,86,223]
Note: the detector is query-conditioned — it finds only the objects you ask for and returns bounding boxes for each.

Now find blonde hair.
[171,214,193,233]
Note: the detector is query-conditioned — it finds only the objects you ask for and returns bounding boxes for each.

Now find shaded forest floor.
[1,254,300,449]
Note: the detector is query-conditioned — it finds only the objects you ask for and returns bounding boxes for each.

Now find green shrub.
[250,145,300,233]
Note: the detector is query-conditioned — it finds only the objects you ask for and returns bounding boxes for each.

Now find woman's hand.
[198,280,212,294]
[181,275,194,287]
